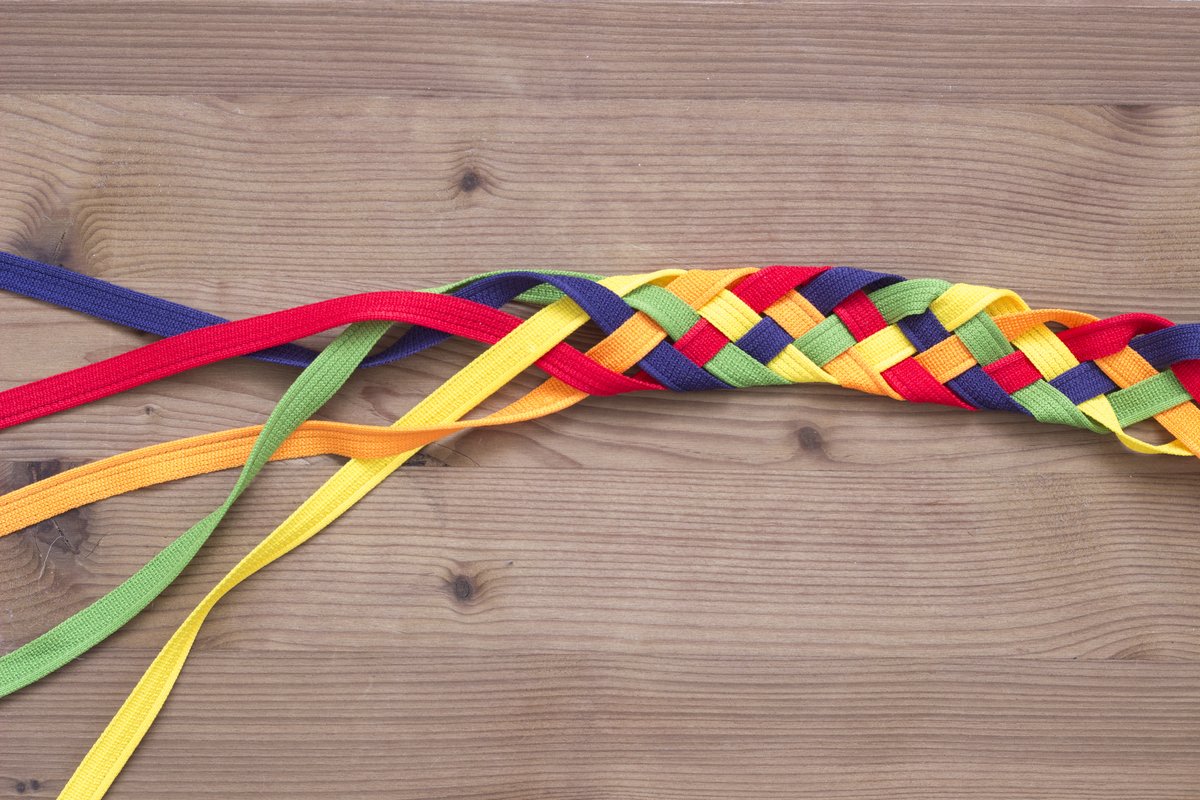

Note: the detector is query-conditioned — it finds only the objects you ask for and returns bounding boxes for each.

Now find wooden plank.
[3,3,1200,102]
[2,6,1199,797]
[4,467,1198,659]
[2,97,1195,321]
[4,650,1198,798]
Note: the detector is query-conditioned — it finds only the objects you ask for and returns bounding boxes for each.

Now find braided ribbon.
[1,254,1198,799]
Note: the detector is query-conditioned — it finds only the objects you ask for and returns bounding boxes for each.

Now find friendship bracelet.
[2,260,1198,799]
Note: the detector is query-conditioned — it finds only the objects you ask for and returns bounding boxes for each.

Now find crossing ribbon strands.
[1,252,1198,799]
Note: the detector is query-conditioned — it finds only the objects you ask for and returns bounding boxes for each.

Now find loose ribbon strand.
[0,258,1196,799]
[56,269,688,800]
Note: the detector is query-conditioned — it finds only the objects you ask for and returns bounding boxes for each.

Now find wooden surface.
[2,3,1199,798]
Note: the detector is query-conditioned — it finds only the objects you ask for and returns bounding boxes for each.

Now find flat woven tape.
[1,255,1198,800]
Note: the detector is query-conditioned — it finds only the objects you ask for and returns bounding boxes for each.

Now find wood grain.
[5,651,1199,799]
[3,467,1198,659]
[3,3,1200,102]
[2,4,1199,799]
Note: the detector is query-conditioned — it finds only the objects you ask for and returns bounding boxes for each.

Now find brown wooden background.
[2,3,1199,798]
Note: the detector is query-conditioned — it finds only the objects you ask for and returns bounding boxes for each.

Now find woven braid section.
[3,265,1199,455]
[31,261,1195,702]
[1,263,1198,800]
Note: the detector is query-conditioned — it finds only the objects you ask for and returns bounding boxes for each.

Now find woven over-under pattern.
[589,264,1200,454]
[3,261,1199,454]
[2,261,1199,800]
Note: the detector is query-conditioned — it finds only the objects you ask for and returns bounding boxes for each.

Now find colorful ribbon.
[1,252,1198,799]
[0,249,591,368]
